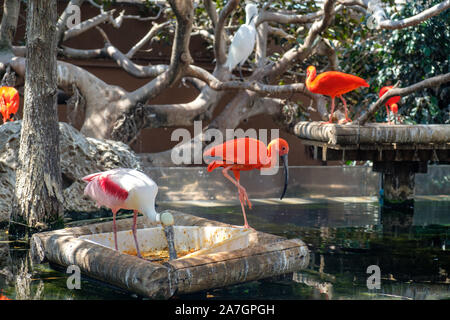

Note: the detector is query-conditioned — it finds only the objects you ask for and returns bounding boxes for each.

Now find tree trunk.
[0,0,20,63]
[0,0,19,49]
[10,0,63,237]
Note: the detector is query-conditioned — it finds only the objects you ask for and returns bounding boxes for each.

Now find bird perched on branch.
[203,137,289,229]
[0,86,19,124]
[224,3,258,79]
[83,168,177,260]
[379,85,401,124]
[305,66,369,124]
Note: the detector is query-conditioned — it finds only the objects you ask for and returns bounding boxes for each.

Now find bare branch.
[58,46,106,59]
[255,22,269,67]
[256,8,322,26]
[258,0,339,80]
[63,9,116,41]
[0,0,20,50]
[186,65,314,96]
[267,26,296,41]
[357,0,450,30]
[356,72,450,125]
[191,27,215,43]
[56,0,85,43]
[378,0,450,30]
[120,5,165,22]
[104,42,169,78]
[204,0,219,28]
[214,0,239,66]
[126,20,173,59]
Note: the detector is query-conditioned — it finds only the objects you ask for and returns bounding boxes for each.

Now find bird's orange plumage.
[203,137,290,228]
[204,137,271,172]
[0,86,19,123]
[379,85,401,124]
[305,66,369,124]
[379,86,401,108]
[306,67,369,98]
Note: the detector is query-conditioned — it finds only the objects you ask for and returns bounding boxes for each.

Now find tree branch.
[56,0,85,44]
[204,0,219,29]
[0,0,20,50]
[62,9,117,41]
[126,20,173,59]
[214,0,239,66]
[258,0,339,80]
[378,0,450,30]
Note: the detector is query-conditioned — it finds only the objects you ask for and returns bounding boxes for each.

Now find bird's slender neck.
[306,69,316,88]
[265,141,278,168]
[246,13,256,25]
[143,205,158,223]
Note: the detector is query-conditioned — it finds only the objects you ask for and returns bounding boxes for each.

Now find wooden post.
[373,161,427,205]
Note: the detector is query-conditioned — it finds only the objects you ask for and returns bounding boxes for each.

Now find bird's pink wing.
[82,171,103,182]
[83,173,128,210]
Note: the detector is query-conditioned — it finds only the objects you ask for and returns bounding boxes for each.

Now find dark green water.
[0,200,449,300]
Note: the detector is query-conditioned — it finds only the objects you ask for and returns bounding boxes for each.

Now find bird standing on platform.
[305,66,369,124]
[379,86,401,124]
[224,3,258,79]
[203,138,289,229]
[82,168,177,260]
[0,86,19,124]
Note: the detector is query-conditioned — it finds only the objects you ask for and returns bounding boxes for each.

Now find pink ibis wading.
[83,168,177,260]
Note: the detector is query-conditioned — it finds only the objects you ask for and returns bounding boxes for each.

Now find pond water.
[0,199,449,300]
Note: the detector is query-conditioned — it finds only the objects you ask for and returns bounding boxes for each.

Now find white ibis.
[224,3,258,79]
[82,168,177,260]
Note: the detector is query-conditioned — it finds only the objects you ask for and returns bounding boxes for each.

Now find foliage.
[340,0,450,124]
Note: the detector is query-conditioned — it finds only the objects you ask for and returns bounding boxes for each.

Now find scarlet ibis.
[305,66,369,124]
[379,85,401,124]
[82,168,177,260]
[224,3,258,79]
[0,86,19,124]
[203,137,289,229]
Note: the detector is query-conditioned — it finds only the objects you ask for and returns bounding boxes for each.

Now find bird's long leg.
[112,209,118,251]
[320,97,336,125]
[238,64,244,81]
[386,105,392,125]
[236,178,250,229]
[132,210,143,259]
[222,167,252,228]
[339,96,352,123]
[222,167,252,208]
[0,97,6,124]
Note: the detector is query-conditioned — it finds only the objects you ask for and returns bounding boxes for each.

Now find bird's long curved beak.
[280,154,289,200]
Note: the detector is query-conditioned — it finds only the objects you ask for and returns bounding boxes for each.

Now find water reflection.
[170,200,449,300]
[0,200,449,300]
[0,236,44,300]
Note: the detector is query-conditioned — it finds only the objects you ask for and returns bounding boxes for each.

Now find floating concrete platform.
[31,211,309,299]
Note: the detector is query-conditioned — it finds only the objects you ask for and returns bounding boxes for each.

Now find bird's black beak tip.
[280,154,289,200]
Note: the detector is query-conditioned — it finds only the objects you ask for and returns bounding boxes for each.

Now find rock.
[0,121,141,222]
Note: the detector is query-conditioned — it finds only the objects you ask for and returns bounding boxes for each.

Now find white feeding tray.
[79,226,251,260]
[31,211,309,299]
